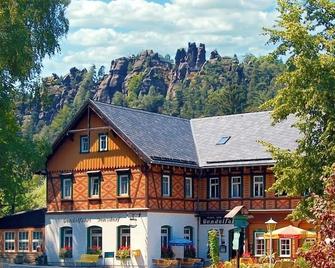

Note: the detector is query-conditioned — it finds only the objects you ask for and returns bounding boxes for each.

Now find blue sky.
[42,0,278,76]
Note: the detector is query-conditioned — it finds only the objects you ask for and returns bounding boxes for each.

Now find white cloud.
[42,0,278,76]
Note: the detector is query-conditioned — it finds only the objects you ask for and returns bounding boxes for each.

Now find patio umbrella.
[264,225,316,239]
[169,238,193,246]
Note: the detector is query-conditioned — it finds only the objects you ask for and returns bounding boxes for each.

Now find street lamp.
[265,218,277,268]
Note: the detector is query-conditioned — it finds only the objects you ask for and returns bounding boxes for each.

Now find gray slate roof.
[88,101,299,168]
[92,101,198,167]
[190,111,299,167]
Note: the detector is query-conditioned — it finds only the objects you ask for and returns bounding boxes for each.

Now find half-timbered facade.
[44,100,312,266]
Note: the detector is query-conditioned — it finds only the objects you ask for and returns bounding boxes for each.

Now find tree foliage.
[300,172,335,267]
[262,0,335,219]
[0,0,69,216]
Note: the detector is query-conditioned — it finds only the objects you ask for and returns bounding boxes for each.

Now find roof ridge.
[91,100,190,122]
[190,110,271,121]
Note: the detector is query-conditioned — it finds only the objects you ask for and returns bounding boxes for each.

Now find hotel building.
[25,100,311,266]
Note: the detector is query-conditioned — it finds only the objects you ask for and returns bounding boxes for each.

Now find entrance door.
[228,229,234,260]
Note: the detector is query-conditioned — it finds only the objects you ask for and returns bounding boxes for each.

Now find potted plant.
[184,245,196,258]
[161,246,174,259]
[59,246,72,266]
[87,245,102,256]
[116,246,131,265]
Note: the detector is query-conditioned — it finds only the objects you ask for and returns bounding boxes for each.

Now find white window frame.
[231,176,242,198]
[279,238,291,257]
[18,231,29,252]
[119,226,131,248]
[4,231,15,252]
[62,178,72,199]
[99,134,108,151]
[80,135,89,153]
[185,177,193,198]
[89,227,102,249]
[184,226,192,241]
[254,232,265,256]
[32,231,43,252]
[90,176,100,197]
[161,226,170,248]
[209,177,220,199]
[118,174,130,196]
[253,175,264,197]
[62,227,73,248]
[162,175,171,197]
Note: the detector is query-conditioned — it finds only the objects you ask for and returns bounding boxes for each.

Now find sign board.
[104,252,114,258]
[200,215,233,225]
[233,215,249,228]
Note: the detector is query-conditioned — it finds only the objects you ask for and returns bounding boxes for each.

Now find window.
[32,231,43,252]
[216,136,231,145]
[162,175,171,197]
[60,227,73,249]
[89,175,101,197]
[118,226,130,248]
[99,134,108,151]
[161,226,171,248]
[184,226,193,242]
[209,177,220,199]
[80,135,89,153]
[62,177,72,199]
[185,177,193,198]
[118,174,130,196]
[4,232,15,252]
[254,232,265,256]
[253,175,264,197]
[231,176,242,198]
[18,231,29,252]
[280,238,291,257]
[88,226,102,250]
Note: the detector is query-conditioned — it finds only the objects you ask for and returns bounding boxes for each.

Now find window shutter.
[161,175,163,196]
[117,226,121,249]
[207,178,210,199]
[60,228,64,248]
[263,174,266,197]
[228,177,231,198]
[87,227,90,252]
[218,177,221,198]
[250,174,254,198]
[169,175,172,197]
[183,177,186,198]
[241,176,244,198]
[61,178,64,199]
[117,175,120,196]
[88,177,91,197]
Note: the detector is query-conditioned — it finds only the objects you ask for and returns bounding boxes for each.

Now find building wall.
[45,211,148,266]
[0,227,44,263]
[47,168,147,212]
[197,166,300,211]
[47,111,143,173]
[147,212,198,267]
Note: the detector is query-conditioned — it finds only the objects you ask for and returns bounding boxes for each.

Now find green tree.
[262,0,335,219]
[0,0,69,215]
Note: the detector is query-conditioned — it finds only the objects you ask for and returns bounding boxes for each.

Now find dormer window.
[80,135,89,153]
[217,136,231,145]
